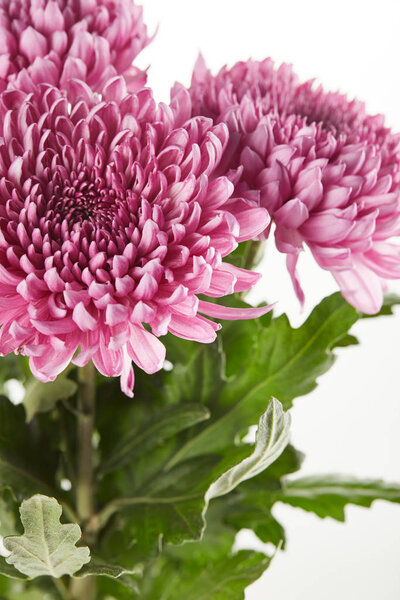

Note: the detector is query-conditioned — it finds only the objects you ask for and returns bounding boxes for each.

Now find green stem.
[242,240,263,271]
[53,577,71,600]
[76,363,96,523]
[70,362,96,600]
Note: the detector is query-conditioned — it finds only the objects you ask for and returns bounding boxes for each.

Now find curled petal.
[198,300,274,320]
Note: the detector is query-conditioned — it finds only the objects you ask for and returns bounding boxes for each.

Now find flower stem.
[70,362,96,600]
[53,577,71,600]
[76,362,96,523]
[242,240,263,271]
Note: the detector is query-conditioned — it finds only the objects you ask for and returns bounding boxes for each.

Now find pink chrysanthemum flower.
[184,57,400,314]
[0,0,151,94]
[0,77,270,395]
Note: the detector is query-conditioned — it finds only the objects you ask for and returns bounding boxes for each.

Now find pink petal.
[300,214,355,244]
[127,325,166,374]
[222,263,261,293]
[120,351,135,398]
[105,303,129,326]
[286,254,305,307]
[19,27,48,62]
[198,300,274,320]
[333,262,383,314]
[72,302,97,331]
[274,198,309,229]
[29,340,78,382]
[168,313,220,343]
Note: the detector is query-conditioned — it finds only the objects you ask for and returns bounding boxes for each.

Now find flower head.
[0,0,151,94]
[0,78,270,395]
[185,56,400,313]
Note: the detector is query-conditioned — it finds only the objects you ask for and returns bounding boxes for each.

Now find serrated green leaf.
[99,456,215,555]
[331,333,359,348]
[96,402,290,557]
[141,550,270,600]
[279,476,400,521]
[207,399,290,500]
[23,378,77,423]
[168,293,358,465]
[98,500,270,600]
[4,495,90,578]
[100,403,210,475]
[93,291,398,575]
[227,498,286,547]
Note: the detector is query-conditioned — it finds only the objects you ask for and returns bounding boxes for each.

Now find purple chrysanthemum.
[0,78,270,395]
[0,0,151,94]
[184,57,400,313]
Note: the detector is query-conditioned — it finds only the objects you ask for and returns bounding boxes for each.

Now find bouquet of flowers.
[0,1,398,598]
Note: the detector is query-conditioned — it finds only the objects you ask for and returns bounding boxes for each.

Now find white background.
[136,1,400,598]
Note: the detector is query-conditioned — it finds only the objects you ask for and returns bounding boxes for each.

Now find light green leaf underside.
[4,495,90,578]
[207,399,290,500]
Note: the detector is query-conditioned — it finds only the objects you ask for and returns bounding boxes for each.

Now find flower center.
[48,165,139,238]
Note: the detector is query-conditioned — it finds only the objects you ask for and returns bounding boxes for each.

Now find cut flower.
[185,57,400,313]
[0,0,151,94]
[0,78,271,395]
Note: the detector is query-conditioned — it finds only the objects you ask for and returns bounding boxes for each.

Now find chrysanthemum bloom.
[0,0,150,94]
[0,78,270,395]
[184,57,400,313]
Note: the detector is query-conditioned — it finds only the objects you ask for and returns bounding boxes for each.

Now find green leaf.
[169,293,358,464]
[227,498,286,547]
[207,399,290,500]
[0,355,30,391]
[0,559,27,580]
[94,292,391,569]
[98,501,271,600]
[100,403,210,475]
[0,488,20,537]
[4,495,90,578]
[102,457,214,554]
[216,305,261,379]
[222,445,303,548]
[361,293,400,318]
[141,550,270,600]
[331,333,359,348]
[96,402,290,556]
[164,340,225,405]
[279,476,400,521]
[23,378,77,423]
[0,397,58,497]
